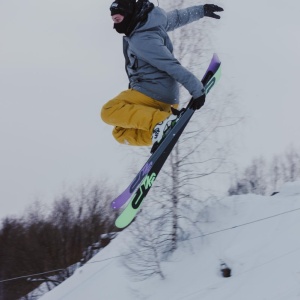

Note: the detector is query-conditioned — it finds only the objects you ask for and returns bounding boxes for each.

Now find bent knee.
[100,100,117,124]
[100,104,110,124]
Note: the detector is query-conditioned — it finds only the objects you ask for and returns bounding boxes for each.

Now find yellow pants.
[101,89,176,146]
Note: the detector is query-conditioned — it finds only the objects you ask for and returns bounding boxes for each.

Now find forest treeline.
[228,147,300,196]
[0,181,118,300]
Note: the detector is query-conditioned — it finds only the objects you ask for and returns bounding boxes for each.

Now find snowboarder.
[101,0,223,146]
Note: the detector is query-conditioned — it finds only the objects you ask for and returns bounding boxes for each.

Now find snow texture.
[40,181,300,300]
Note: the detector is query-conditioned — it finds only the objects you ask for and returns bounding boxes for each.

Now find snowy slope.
[39,181,300,300]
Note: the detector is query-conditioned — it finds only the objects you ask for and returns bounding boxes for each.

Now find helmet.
[110,0,136,17]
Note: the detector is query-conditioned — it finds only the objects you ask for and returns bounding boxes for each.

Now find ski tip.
[111,201,118,210]
[212,53,221,64]
[115,212,136,229]
[115,218,129,229]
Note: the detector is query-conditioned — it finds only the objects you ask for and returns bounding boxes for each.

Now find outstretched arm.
[130,31,205,99]
[166,4,224,32]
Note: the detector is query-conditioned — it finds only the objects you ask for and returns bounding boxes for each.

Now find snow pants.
[101,89,177,146]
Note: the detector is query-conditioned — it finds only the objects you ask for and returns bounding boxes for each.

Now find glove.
[191,93,206,110]
[204,4,224,19]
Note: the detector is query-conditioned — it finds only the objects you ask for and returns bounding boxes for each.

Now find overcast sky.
[0,0,131,219]
[1,0,299,220]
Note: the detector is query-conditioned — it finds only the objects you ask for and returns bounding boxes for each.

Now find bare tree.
[123,0,239,280]
[229,146,300,196]
[0,180,116,300]
[228,157,267,195]
[283,147,300,182]
[123,213,167,281]
[269,155,282,193]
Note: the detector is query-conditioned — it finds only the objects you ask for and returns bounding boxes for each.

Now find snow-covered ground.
[39,181,300,300]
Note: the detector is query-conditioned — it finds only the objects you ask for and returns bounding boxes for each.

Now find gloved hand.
[191,93,206,110]
[204,4,224,19]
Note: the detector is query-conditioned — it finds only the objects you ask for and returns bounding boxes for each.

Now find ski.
[114,54,222,228]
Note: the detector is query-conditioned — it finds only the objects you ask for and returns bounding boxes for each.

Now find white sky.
[1,0,300,220]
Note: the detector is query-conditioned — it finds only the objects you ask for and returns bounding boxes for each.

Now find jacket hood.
[131,7,167,34]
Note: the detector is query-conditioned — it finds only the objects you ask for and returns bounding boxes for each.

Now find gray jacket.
[123,5,205,104]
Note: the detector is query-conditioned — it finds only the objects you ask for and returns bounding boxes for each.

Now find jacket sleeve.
[130,31,204,99]
[165,5,205,32]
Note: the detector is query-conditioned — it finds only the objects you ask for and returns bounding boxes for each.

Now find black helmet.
[110,0,136,17]
[110,0,154,36]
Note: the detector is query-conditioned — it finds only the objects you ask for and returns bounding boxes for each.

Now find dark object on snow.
[220,262,232,278]
[271,191,279,196]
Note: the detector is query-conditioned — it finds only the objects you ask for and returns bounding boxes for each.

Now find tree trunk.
[171,143,180,251]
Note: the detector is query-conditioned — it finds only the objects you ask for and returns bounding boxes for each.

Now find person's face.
[112,14,125,23]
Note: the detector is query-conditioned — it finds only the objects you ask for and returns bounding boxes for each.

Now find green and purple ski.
[113,54,222,228]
